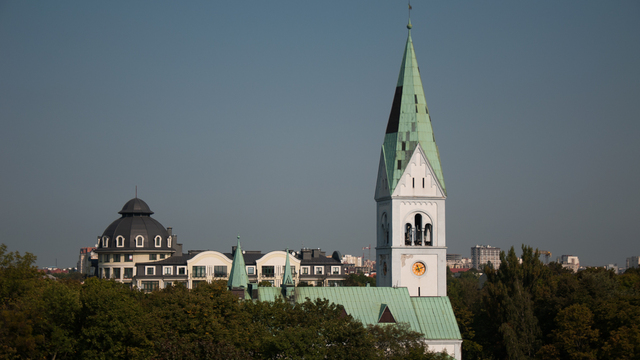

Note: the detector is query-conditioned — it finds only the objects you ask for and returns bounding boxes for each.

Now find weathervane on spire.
[407,1,413,29]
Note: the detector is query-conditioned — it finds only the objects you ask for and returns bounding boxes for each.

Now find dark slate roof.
[136,253,197,266]
[229,252,263,265]
[119,198,154,215]
[97,198,171,252]
[299,257,342,265]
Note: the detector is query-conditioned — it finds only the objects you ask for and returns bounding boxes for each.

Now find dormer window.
[116,235,124,247]
[154,235,162,247]
[135,235,144,248]
[167,237,172,248]
[102,236,109,248]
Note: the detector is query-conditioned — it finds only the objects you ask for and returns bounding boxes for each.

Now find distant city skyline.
[1,2,638,269]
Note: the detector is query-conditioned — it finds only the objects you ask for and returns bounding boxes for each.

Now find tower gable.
[392,144,445,199]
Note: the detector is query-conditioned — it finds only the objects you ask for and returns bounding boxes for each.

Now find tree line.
[448,245,640,360]
[0,244,444,360]
[5,243,638,360]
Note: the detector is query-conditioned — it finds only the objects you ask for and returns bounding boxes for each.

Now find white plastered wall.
[187,251,233,284]
[425,340,462,360]
[256,251,301,287]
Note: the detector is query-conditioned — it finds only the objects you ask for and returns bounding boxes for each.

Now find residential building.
[627,256,640,269]
[133,245,348,291]
[447,254,472,269]
[342,254,362,267]
[93,197,183,284]
[471,245,501,270]
[77,246,97,276]
[559,255,580,273]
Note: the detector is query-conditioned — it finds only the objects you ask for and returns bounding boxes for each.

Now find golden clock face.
[412,262,426,276]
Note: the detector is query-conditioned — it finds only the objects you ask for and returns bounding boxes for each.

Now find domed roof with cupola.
[118,198,154,215]
[96,197,174,253]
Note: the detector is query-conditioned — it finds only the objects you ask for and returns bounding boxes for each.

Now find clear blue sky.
[1,1,638,268]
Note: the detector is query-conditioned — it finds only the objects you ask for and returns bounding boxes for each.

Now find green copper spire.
[282,248,294,286]
[382,21,446,195]
[228,236,248,289]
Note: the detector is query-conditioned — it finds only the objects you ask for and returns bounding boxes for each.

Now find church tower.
[375,19,447,297]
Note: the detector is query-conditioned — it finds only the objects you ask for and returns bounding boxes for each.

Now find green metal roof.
[411,297,461,340]
[383,23,446,195]
[257,287,281,302]
[227,237,248,289]
[257,286,460,340]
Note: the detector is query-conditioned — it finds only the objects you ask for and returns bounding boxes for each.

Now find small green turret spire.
[228,236,248,289]
[282,248,294,286]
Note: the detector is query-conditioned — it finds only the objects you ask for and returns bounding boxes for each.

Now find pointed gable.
[392,144,445,198]
[382,20,446,195]
[378,304,396,323]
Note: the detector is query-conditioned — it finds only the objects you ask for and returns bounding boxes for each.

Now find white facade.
[376,145,448,297]
[471,245,501,270]
[342,254,362,267]
[559,255,580,273]
[255,250,301,287]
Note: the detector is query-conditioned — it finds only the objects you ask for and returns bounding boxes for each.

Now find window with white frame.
[314,266,324,275]
[301,266,310,275]
[116,235,125,247]
[145,266,155,276]
[167,237,172,248]
[163,266,173,275]
[155,235,162,247]
[102,236,109,248]
[247,266,255,275]
[331,266,340,275]
[177,266,186,275]
[135,235,144,247]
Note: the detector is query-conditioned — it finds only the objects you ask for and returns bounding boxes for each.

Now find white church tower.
[375,19,447,297]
